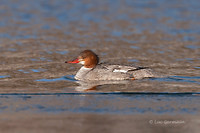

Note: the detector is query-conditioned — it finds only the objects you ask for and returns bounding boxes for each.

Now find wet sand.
[0,0,200,132]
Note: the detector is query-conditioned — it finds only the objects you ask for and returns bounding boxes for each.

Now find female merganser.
[65,50,158,81]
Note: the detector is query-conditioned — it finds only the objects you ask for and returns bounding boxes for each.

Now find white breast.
[75,66,92,80]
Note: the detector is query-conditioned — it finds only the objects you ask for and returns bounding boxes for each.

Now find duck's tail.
[129,67,159,79]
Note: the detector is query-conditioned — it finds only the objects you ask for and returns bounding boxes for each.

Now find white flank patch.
[113,69,128,73]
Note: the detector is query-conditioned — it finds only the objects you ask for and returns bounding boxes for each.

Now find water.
[36,75,75,82]
[0,75,10,78]
[35,75,200,91]
[0,93,199,114]
[0,0,200,132]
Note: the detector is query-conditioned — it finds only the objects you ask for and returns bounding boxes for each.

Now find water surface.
[0,0,199,132]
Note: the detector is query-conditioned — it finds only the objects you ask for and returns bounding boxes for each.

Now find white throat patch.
[79,60,85,65]
[81,66,92,70]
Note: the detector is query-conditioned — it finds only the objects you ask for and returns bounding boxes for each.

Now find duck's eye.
[82,56,86,59]
[79,55,85,59]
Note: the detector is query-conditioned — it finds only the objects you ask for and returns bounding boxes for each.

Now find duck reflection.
[75,80,130,91]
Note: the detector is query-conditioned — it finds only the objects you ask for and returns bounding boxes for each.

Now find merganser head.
[65,50,99,68]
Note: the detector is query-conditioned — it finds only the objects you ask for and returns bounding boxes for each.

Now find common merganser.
[65,50,158,81]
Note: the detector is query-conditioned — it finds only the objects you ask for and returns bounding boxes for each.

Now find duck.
[65,50,158,81]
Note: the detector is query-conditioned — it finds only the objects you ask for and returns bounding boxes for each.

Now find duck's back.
[83,64,132,80]
[87,64,158,80]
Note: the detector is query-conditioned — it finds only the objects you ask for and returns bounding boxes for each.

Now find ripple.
[30,58,40,61]
[0,75,10,78]
[0,93,199,114]
[18,69,29,74]
[111,31,122,37]
[185,45,200,50]
[130,45,140,49]
[31,69,46,73]
[8,48,17,52]
[150,76,200,85]
[39,57,52,62]
[36,75,76,82]
[18,69,46,73]
[55,51,68,55]
[128,59,139,62]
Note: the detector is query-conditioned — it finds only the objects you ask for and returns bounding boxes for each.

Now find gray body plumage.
[75,64,157,81]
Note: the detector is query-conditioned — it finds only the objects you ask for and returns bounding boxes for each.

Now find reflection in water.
[76,76,200,91]
[36,75,200,91]
[36,75,129,91]
[75,80,130,92]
